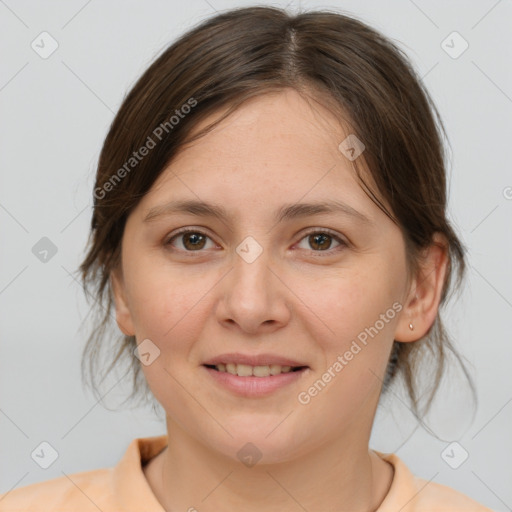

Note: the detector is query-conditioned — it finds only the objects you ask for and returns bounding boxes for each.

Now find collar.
[110,436,436,511]
[112,435,168,511]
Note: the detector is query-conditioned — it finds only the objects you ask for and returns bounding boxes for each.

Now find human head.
[80,6,469,421]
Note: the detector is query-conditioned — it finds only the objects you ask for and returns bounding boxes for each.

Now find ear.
[394,233,449,342]
[110,267,135,336]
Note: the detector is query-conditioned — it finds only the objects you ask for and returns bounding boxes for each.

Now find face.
[112,88,416,463]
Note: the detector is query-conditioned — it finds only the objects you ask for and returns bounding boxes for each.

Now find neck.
[143,417,394,512]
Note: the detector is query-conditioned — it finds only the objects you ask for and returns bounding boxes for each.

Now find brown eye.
[296,230,346,254]
[308,233,333,251]
[182,232,207,250]
[165,229,215,251]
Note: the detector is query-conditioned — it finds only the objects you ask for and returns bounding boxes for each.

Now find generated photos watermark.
[94,97,198,200]
[297,301,403,405]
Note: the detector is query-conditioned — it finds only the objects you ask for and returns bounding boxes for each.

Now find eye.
[164,228,347,255]
[295,229,347,254]
[164,229,217,251]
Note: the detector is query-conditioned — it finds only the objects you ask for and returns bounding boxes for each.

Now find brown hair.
[79,5,474,416]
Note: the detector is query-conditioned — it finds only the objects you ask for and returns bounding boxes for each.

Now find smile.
[205,363,306,377]
[202,364,310,397]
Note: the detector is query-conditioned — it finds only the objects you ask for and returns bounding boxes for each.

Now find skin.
[111,88,448,511]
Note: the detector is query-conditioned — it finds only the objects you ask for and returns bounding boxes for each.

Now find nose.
[216,245,292,335]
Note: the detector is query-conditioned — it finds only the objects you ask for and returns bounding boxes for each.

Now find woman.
[0,6,492,511]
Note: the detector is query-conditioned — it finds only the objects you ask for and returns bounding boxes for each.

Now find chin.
[209,418,309,466]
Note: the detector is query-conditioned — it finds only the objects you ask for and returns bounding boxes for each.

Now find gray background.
[1,0,511,510]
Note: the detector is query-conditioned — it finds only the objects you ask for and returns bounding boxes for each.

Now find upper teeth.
[215,363,295,377]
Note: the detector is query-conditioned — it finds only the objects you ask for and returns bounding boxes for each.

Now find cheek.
[123,255,215,403]
[123,252,223,349]
[313,266,399,348]
[303,265,400,400]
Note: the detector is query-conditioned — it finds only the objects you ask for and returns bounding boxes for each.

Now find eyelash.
[164,227,348,256]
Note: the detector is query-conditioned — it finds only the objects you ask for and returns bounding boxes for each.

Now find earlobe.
[394,233,449,343]
[110,269,135,336]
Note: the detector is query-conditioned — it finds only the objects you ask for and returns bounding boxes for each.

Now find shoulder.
[408,476,494,511]
[0,435,168,512]
[0,468,114,511]
[375,451,494,512]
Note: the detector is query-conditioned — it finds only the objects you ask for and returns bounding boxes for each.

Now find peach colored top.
[0,435,492,511]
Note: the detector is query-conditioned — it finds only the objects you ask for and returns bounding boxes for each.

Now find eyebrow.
[143,199,373,225]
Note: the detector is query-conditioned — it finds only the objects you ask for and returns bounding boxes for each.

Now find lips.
[203,352,308,368]
[203,360,309,397]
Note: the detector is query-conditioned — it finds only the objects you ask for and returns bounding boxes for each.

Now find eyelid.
[298,227,346,241]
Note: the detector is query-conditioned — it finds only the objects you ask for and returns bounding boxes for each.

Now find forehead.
[181,88,351,159]
[138,89,384,223]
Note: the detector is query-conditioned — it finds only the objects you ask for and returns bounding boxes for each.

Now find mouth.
[203,363,308,377]
[202,361,310,397]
